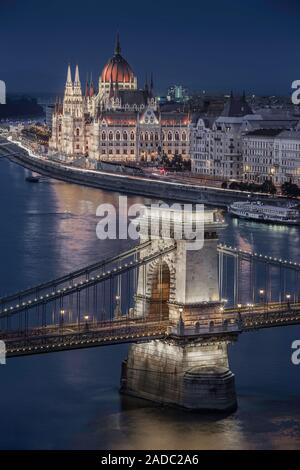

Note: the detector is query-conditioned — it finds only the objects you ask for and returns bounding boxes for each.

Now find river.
[0,157,300,450]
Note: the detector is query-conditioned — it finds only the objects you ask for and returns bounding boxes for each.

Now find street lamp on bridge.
[259,289,267,311]
[84,315,89,330]
[60,309,65,331]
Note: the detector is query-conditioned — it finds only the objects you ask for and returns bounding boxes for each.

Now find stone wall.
[121,338,237,411]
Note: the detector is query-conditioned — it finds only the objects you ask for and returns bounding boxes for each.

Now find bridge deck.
[2,302,300,358]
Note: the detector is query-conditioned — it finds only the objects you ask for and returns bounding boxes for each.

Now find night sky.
[1,0,300,95]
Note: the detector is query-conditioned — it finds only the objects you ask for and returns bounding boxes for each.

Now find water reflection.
[1,158,300,449]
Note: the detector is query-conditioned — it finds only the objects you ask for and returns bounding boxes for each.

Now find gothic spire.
[85,73,89,97]
[64,64,73,97]
[66,64,72,85]
[89,72,95,97]
[115,32,121,55]
[74,64,80,84]
[150,73,154,91]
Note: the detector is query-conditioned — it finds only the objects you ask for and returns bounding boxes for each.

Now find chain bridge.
[1,206,300,411]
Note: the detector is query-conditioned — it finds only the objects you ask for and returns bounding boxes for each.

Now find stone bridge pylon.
[121,204,238,411]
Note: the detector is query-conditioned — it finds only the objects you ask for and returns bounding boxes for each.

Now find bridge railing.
[218,244,300,308]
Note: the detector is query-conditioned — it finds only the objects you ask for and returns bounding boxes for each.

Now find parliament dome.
[100,35,135,84]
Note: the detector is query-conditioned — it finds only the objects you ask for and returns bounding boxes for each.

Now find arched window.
[116,131,120,141]
[182,132,187,141]
[168,132,172,141]
[130,132,135,141]
[175,131,179,141]
[145,132,149,141]
[123,131,128,140]
[140,133,144,141]
[58,124,61,133]
[109,131,113,141]
[101,132,106,140]
[150,132,154,141]
[76,128,80,136]
[155,132,159,141]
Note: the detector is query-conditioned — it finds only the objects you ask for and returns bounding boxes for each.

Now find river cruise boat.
[228,201,300,225]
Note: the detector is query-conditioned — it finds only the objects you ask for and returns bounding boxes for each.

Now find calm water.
[0,157,300,450]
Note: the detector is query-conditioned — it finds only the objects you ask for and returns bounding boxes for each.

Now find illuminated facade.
[49,36,191,163]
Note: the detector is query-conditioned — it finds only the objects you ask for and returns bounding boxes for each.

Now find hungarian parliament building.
[49,36,190,163]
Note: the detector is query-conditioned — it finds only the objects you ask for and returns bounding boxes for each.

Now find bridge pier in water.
[121,206,237,412]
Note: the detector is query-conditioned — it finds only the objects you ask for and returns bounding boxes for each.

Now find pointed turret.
[149,73,154,97]
[74,64,81,85]
[64,64,73,96]
[85,73,89,97]
[89,72,95,97]
[66,64,72,85]
[145,74,149,93]
[115,32,121,55]
[150,73,154,91]
[73,64,82,96]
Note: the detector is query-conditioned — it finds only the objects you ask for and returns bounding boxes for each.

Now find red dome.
[101,54,134,83]
[100,35,135,84]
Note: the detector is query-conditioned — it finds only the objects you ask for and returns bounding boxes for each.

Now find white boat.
[228,200,300,225]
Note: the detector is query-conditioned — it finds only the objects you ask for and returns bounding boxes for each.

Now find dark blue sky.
[1,0,299,95]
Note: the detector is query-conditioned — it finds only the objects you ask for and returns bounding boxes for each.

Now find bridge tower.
[121,205,238,411]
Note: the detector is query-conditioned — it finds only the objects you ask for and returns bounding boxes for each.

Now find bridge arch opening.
[149,261,170,321]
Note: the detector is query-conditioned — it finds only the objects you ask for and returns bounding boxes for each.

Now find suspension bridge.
[0,202,299,410]
[1,238,300,358]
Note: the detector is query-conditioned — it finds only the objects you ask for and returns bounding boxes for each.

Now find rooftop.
[221,93,253,117]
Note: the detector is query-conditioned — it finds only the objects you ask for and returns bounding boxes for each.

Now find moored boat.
[25,174,40,183]
[228,200,300,225]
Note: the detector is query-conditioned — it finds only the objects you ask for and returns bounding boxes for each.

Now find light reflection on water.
[0,158,300,449]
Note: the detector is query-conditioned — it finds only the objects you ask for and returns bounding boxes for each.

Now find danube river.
[0,157,300,450]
